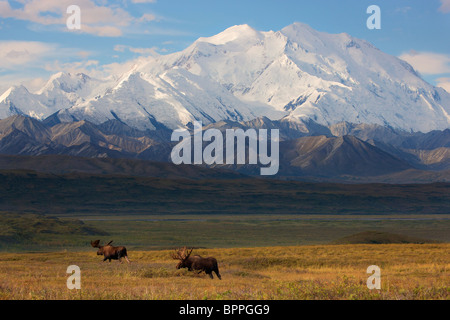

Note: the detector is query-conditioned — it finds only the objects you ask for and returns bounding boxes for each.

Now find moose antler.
[172,249,182,260]
[91,240,101,248]
[172,247,193,260]
[185,247,193,259]
[172,247,186,260]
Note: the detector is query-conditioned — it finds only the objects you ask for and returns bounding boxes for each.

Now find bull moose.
[90,240,130,263]
[172,247,221,280]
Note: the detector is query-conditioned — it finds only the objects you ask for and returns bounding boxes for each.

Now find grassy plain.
[0,244,448,300]
[80,214,450,249]
[2,213,450,251]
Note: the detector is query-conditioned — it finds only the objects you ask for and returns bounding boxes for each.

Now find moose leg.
[124,256,131,264]
[208,272,214,279]
[213,264,221,280]
[117,252,124,263]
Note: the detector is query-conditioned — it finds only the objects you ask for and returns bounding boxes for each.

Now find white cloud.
[21,77,48,93]
[44,59,100,74]
[0,41,57,69]
[0,41,97,72]
[77,51,92,58]
[138,13,157,22]
[114,44,159,56]
[439,0,450,13]
[100,56,153,78]
[395,6,412,14]
[0,0,158,37]
[436,77,450,92]
[399,50,450,75]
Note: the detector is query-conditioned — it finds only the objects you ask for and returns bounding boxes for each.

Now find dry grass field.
[0,244,448,300]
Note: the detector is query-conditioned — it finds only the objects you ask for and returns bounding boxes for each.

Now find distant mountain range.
[0,114,449,183]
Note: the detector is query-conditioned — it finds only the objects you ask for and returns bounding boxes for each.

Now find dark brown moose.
[91,240,130,263]
[172,247,221,279]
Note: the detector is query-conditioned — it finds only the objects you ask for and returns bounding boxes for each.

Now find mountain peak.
[0,84,32,104]
[38,72,91,95]
[286,21,314,30]
[225,23,254,31]
[281,22,317,36]
[198,24,261,45]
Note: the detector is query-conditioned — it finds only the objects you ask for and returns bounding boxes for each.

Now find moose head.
[172,247,194,269]
[91,240,112,256]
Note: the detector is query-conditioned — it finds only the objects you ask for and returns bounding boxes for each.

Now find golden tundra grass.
[0,244,448,300]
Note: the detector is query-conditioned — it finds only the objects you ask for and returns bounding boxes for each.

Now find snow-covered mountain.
[0,72,104,120]
[1,22,450,132]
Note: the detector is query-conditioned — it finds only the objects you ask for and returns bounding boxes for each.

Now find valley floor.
[0,244,448,300]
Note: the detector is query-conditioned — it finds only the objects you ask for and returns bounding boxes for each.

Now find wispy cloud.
[436,77,450,92]
[439,0,450,13]
[399,50,450,75]
[114,44,159,56]
[0,41,97,71]
[43,59,100,74]
[399,50,450,92]
[99,56,153,79]
[395,6,412,14]
[0,41,57,69]
[0,0,158,37]
[138,13,157,23]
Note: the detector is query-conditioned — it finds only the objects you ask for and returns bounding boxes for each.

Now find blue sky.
[0,0,449,93]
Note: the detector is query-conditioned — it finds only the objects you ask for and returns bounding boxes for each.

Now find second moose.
[172,247,221,280]
[91,240,130,263]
